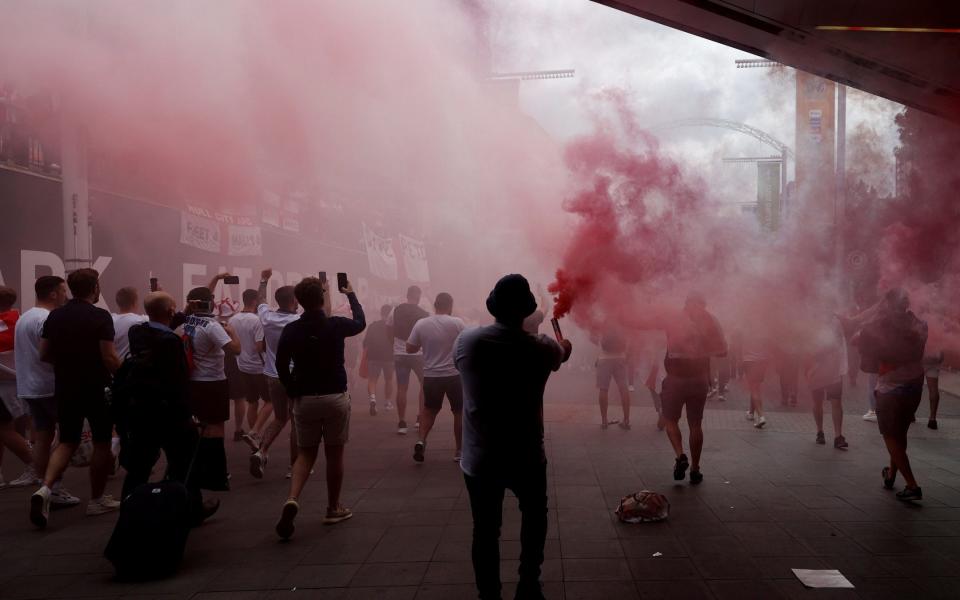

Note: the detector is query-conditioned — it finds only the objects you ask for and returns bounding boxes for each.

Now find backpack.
[615,491,670,523]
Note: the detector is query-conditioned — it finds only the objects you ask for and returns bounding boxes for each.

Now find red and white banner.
[180,211,221,253]
[399,233,430,283]
[228,224,263,256]
[362,222,397,281]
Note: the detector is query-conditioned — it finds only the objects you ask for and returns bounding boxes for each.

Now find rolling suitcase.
[104,429,201,580]
[104,479,192,579]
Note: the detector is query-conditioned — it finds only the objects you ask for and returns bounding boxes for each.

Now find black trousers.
[119,419,203,524]
[464,465,548,600]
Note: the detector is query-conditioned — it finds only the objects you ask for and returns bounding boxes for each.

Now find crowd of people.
[0,266,946,599]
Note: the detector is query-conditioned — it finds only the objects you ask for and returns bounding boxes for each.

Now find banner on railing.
[362,222,397,281]
[399,234,430,283]
[180,211,221,253]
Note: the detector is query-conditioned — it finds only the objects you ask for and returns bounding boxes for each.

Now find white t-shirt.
[180,315,232,382]
[258,304,300,379]
[230,312,265,375]
[14,307,54,398]
[113,312,148,360]
[407,314,466,377]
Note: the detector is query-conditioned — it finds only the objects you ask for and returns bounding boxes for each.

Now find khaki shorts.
[293,392,351,447]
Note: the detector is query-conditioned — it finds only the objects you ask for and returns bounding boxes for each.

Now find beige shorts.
[292,392,351,447]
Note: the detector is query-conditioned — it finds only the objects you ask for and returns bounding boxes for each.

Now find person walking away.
[250,269,301,479]
[860,288,927,501]
[112,287,146,360]
[274,276,364,538]
[387,286,428,435]
[405,293,466,462]
[179,286,241,491]
[922,351,943,429]
[659,292,726,485]
[363,304,396,415]
[230,289,271,448]
[742,333,769,428]
[215,300,247,444]
[805,314,848,449]
[114,292,219,524]
[11,276,78,505]
[30,269,122,528]
[456,274,572,600]
[595,331,631,430]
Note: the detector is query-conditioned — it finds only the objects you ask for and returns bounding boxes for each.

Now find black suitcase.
[104,480,192,580]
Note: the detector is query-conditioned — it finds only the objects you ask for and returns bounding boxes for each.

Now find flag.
[362,222,398,281]
[399,234,430,283]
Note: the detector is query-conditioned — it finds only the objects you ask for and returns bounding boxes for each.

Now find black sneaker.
[690,470,703,485]
[413,441,425,463]
[673,454,689,481]
[816,431,825,445]
[275,499,299,540]
[928,419,938,430]
[896,486,922,502]
[882,467,896,490]
[834,436,848,450]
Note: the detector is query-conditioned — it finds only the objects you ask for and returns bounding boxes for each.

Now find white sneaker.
[863,410,878,422]
[250,451,266,479]
[8,467,39,488]
[755,416,767,429]
[628,384,636,392]
[385,401,394,411]
[369,400,377,416]
[86,495,121,516]
[745,411,755,421]
[50,487,81,506]
[30,487,52,528]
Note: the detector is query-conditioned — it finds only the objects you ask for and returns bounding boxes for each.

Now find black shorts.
[660,375,708,422]
[188,379,231,425]
[57,385,113,445]
[876,378,924,438]
[811,381,843,403]
[241,371,269,404]
[423,375,463,413]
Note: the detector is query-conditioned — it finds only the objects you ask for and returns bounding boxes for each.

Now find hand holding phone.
[337,272,350,294]
[149,276,158,292]
[223,275,240,285]
[319,271,327,283]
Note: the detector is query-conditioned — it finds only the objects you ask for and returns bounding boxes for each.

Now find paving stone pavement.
[1,370,958,599]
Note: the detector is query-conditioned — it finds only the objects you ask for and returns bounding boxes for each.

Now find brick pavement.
[0,370,958,599]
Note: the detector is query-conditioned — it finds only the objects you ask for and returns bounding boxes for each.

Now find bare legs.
[664,418,703,470]
[882,433,918,489]
[42,440,111,498]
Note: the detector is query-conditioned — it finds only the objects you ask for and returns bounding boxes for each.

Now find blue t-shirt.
[455,323,565,477]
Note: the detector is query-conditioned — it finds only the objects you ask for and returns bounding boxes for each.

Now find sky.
[487,0,903,203]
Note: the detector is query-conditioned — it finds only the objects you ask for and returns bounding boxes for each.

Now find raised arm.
[336,280,366,337]
[207,272,231,292]
[257,268,272,306]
